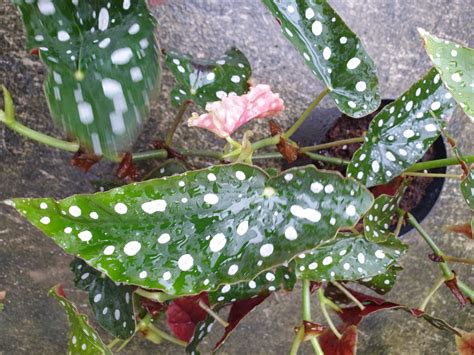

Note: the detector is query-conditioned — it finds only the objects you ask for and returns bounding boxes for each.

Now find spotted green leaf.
[419,29,474,121]
[208,266,296,304]
[261,0,380,118]
[295,235,407,285]
[460,169,474,209]
[49,285,111,355]
[363,186,406,242]
[71,258,136,339]
[165,48,252,108]
[347,68,456,187]
[8,163,373,296]
[186,315,215,355]
[13,0,161,160]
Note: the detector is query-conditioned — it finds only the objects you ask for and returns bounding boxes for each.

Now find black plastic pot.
[285,99,448,236]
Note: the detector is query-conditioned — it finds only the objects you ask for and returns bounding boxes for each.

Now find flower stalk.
[284,88,330,139]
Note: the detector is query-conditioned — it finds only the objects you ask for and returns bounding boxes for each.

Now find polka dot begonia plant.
[2,0,474,354]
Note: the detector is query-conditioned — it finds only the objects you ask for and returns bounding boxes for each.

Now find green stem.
[407,212,474,302]
[443,255,474,265]
[252,135,280,150]
[290,326,305,355]
[331,281,365,310]
[419,276,445,311]
[284,88,330,139]
[408,155,474,172]
[132,149,168,161]
[253,152,283,160]
[304,152,350,166]
[134,288,178,303]
[3,119,80,152]
[198,300,229,328]
[107,338,121,350]
[302,280,325,355]
[0,112,79,153]
[300,137,365,153]
[318,288,341,339]
[1,86,79,153]
[401,172,462,180]
[132,148,224,161]
[165,101,191,146]
[147,322,187,347]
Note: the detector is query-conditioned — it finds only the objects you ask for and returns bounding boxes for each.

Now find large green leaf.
[8,163,373,296]
[363,185,406,242]
[49,285,111,355]
[419,29,474,121]
[13,0,161,159]
[165,48,252,108]
[347,68,456,187]
[460,169,474,209]
[71,258,136,339]
[208,265,296,305]
[261,0,380,118]
[295,234,407,282]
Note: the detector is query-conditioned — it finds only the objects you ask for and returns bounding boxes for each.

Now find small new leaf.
[363,185,406,242]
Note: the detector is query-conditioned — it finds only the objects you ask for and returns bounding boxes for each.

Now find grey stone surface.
[0,1,473,354]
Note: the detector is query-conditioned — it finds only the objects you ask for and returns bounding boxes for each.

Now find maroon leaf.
[319,324,358,355]
[140,298,165,319]
[444,223,473,240]
[71,150,100,172]
[456,330,474,355]
[369,177,404,198]
[445,276,469,308]
[213,294,269,352]
[327,287,460,335]
[117,152,140,182]
[166,293,209,342]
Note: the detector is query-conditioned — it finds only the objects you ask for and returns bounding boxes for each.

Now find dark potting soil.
[318,110,436,213]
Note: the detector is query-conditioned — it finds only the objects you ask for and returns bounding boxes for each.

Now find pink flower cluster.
[188,85,285,138]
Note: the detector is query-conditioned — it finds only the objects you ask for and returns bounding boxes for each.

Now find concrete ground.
[0,1,472,354]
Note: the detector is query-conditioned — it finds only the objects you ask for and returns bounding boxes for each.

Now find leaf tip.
[1,199,16,208]
[417,27,429,38]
